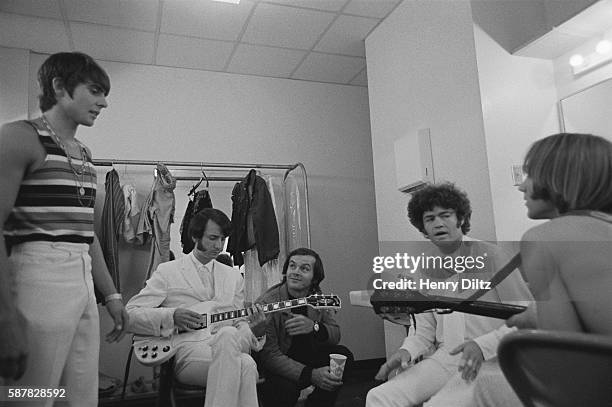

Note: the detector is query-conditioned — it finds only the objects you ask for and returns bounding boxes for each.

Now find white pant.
[366,358,476,407]
[473,361,522,407]
[174,325,259,407]
[8,241,99,407]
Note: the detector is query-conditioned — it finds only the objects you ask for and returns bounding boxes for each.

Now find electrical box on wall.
[511,164,524,186]
[394,128,435,193]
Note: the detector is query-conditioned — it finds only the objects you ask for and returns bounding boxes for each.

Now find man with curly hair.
[366,183,531,407]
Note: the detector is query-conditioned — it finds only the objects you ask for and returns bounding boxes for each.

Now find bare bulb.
[569,54,584,67]
[596,40,612,55]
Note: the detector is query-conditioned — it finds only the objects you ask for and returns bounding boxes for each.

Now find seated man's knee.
[211,325,242,354]
[216,325,239,338]
[240,353,257,374]
[366,380,420,407]
[214,325,240,344]
[366,385,386,407]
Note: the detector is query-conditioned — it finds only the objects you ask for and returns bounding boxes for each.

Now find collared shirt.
[188,252,215,301]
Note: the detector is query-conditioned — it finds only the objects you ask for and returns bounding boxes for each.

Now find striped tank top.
[4,120,97,246]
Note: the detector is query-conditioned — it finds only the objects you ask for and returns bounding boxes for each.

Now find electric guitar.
[370,289,526,320]
[133,294,341,366]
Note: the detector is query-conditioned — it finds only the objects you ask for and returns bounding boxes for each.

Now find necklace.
[41,115,93,206]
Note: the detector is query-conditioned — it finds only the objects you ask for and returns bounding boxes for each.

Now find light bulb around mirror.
[596,40,612,55]
[569,54,585,67]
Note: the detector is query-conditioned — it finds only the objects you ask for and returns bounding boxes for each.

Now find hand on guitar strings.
[173,308,205,332]
[247,303,266,337]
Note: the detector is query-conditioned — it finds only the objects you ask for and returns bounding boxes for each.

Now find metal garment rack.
[92,158,311,247]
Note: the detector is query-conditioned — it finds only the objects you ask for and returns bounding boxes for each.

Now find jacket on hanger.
[180,189,213,254]
[227,169,279,267]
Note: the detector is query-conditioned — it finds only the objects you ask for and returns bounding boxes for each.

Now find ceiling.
[0,0,403,87]
[515,0,612,59]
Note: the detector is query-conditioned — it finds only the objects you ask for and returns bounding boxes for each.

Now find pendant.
[79,187,85,196]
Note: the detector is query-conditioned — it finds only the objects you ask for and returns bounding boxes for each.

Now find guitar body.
[133,302,218,366]
[133,294,341,367]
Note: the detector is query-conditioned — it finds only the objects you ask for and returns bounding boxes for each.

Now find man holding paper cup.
[256,248,353,407]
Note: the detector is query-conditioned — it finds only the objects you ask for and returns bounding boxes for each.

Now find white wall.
[365,0,498,355]
[0,47,29,124]
[5,48,383,382]
[560,76,612,138]
[365,0,497,242]
[473,24,559,242]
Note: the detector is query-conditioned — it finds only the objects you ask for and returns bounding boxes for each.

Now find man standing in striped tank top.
[0,52,128,406]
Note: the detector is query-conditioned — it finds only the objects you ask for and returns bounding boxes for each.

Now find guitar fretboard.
[209,298,309,323]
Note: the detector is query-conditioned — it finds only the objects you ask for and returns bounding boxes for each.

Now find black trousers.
[261,345,353,407]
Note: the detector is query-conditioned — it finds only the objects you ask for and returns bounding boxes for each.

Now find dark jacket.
[256,283,341,382]
[227,169,279,267]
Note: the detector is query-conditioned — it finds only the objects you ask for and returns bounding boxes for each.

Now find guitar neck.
[209,297,311,324]
[444,299,526,319]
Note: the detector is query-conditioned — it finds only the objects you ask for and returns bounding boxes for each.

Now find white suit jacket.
[126,255,247,338]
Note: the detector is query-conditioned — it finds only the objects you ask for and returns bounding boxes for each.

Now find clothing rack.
[92,158,311,247]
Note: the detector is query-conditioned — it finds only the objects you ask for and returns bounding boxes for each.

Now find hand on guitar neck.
[246,304,266,337]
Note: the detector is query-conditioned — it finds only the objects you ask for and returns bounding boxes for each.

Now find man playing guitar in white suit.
[126,208,266,407]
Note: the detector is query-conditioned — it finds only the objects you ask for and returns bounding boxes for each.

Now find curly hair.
[523,133,612,214]
[407,182,472,235]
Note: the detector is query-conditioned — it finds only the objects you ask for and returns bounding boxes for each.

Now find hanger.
[188,163,209,197]
[119,163,136,186]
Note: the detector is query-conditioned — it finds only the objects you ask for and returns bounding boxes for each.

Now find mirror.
[559,77,612,140]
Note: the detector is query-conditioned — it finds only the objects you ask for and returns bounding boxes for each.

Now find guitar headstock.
[305,294,341,309]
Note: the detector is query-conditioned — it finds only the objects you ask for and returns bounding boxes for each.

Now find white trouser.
[174,325,259,407]
[473,361,522,407]
[366,357,477,407]
[8,241,99,407]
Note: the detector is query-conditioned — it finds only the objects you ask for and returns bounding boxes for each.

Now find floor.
[99,359,383,407]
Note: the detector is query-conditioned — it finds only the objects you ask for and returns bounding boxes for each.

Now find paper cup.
[329,354,347,378]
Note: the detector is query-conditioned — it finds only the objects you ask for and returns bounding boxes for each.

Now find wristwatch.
[313,321,320,333]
